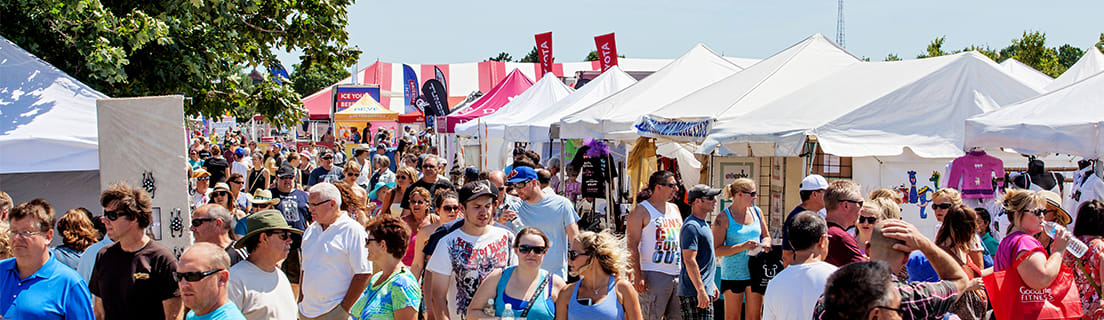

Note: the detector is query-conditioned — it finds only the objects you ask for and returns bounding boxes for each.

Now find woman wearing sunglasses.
[713,178,770,320]
[555,230,641,320]
[400,187,437,265]
[995,189,1072,289]
[209,182,247,223]
[411,191,460,278]
[931,188,985,269]
[383,167,418,218]
[469,227,566,320]
[349,215,421,320]
[855,198,901,254]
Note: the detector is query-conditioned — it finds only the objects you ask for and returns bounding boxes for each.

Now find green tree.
[0,0,359,127]
[489,52,513,62]
[586,50,625,61]
[884,53,902,61]
[519,46,540,63]
[917,36,949,58]
[291,59,352,97]
[1001,31,1064,77]
[1097,33,1104,52]
[957,45,999,61]
[1056,44,1084,69]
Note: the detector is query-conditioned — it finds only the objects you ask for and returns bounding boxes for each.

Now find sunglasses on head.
[932,203,953,210]
[518,244,547,254]
[174,269,222,282]
[103,210,128,221]
[858,216,878,224]
[191,218,217,227]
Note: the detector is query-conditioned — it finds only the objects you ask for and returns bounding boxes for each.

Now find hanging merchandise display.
[945,150,1004,199]
[570,138,619,199]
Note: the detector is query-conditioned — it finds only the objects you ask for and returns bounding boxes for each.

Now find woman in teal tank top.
[712,178,771,320]
[555,231,643,320]
[468,228,566,320]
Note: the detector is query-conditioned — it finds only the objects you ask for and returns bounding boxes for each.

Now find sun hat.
[233,209,303,249]
[368,181,397,201]
[193,169,211,178]
[211,182,231,193]
[1038,190,1071,225]
[250,189,281,206]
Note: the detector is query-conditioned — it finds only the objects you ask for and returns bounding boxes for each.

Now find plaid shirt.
[813,274,959,320]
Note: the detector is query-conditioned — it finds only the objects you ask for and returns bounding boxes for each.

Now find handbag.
[983,237,1083,320]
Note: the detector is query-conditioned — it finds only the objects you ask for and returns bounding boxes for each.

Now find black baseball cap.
[687,184,722,202]
[459,180,499,204]
[276,164,296,177]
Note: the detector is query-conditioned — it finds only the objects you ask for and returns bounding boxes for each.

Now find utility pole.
[836,0,845,48]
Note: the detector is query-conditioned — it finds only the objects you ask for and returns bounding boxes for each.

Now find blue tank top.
[568,275,624,320]
[720,206,761,280]
[495,266,555,320]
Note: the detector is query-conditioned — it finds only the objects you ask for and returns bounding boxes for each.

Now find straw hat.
[249,189,280,206]
[1038,190,1071,225]
[211,182,231,193]
[234,209,302,249]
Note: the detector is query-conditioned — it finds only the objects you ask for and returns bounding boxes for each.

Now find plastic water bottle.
[503,303,516,320]
[1045,221,1088,258]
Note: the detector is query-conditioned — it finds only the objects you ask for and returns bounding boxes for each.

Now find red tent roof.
[438,69,533,133]
[398,110,424,123]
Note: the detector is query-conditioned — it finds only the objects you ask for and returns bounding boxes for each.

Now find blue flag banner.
[403,64,419,113]
[268,63,291,85]
[634,116,714,140]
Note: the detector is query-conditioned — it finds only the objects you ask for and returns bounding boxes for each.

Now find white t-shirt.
[299,215,372,317]
[762,261,838,320]
[232,161,250,179]
[427,226,516,320]
[228,260,298,320]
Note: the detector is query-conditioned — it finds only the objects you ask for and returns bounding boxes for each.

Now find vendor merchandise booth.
[334,94,399,156]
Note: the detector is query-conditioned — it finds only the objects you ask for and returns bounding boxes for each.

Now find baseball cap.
[459,180,499,204]
[506,167,538,184]
[193,169,211,178]
[800,175,829,191]
[687,184,722,202]
[276,164,296,177]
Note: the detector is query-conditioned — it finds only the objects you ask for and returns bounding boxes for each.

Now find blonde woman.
[713,178,770,320]
[855,199,900,254]
[869,188,904,205]
[384,167,418,217]
[995,189,1072,290]
[555,231,642,320]
[411,191,460,278]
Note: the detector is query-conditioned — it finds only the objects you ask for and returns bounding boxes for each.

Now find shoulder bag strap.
[1075,238,1104,297]
[519,273,550,318]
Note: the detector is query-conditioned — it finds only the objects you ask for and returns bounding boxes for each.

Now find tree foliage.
[1002,31,1065,77]
[519,46,539,63]
[489,52,513,62]
[0,0,360,127]
[917,36,950,58]
[884,53,902,61]
[1056,44,1084,69]
[585,50,625,61]
[1097,33,1104,52]
[291,59,352,98]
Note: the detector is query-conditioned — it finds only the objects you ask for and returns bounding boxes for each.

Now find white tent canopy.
[1,36,107,174]
[999,58,1053,91]
[454,72,573,137]
[510,66,637,143]
[558,43,744,141]
[965,71,1104,159]
[1045,47,1104,92]
[636,33,860,141]
[701,52,1042,158]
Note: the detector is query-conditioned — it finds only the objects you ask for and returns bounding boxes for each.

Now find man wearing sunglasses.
[192,169,212,212]
[508,166,580,280]
[91,182,183,320]
[269,164,311,292]
[299,183,371,320]
[191,204,246,267]
[401,155,454,215]
[229,209,302,320]
[626,170,684,320]
[1,201,95,319]
[307,150,345,188]
[177,243,247,319]
[823,180,868,267]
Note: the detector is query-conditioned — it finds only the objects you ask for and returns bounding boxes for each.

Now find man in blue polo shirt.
[1,200,94,319]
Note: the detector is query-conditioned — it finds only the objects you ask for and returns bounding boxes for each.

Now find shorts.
[678,295,714,320]
[720,279,765,295]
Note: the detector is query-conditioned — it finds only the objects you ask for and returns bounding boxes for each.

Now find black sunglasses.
[858,216,878,224]
[932,203,953,210]
[229,180,244,184]
[440,205,461,212]
[518,245,547,254]
[174,269,223,282]
[1023,208,1047,217]
[365,237,380,243]
[191,218,217,227]
[840,199,863,206]
[267,231,291,240]
[740,191,758,197]
[656,182,678,188]
[103,210,128,221]
[422,164,437,169]
[321,156,334,160]
[568,249,590,260]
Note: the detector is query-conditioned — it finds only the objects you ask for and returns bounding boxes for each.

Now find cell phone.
[577,298,592,305]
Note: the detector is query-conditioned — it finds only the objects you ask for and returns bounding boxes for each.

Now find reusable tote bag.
[983,244,1082,319]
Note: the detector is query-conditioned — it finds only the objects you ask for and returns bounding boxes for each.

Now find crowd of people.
[3,134,1104,320]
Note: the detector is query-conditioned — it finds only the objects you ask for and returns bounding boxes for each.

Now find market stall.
[334,94,399,147]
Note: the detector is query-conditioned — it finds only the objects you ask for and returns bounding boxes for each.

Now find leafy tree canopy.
[0,0,360,127]
[520,46,540,63]
[489,52,513,62]
[586,50,625,61]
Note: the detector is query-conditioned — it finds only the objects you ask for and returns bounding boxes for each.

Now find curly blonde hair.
[869,188,902,204]
[573,231,632,278]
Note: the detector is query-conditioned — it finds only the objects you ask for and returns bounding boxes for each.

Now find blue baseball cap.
[506,166,538,184]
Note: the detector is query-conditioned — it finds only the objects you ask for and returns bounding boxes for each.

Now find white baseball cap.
[800,175,829,191]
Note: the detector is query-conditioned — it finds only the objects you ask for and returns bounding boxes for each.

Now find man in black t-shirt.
[204,145,231,183]
[401,155,454,213]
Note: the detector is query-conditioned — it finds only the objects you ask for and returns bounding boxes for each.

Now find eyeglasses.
[518,245,548,255]
[1023,208,1047,217]
[365,237,380,243]
[321,156,334,160]
[212,192,229,197]
[740,191,758,197]
[932,203,953,210]
[656,182,678,188]
[440,205,461,212]
[10,230,45,238]
[197,177,210,181]
[266,230,291,240]
[174,269,223,282]
[103,210,128,221]
[308,199,332,208]
[422,164,437,169]
[874,305,904,316]
[397,175,409,180]
[568,250,590,260]
[411,200,429,205]
[229,180,244,184]
[858,216,878,224]
[278,175,295,180]
[840,199,864,207]
[191,218,217,227]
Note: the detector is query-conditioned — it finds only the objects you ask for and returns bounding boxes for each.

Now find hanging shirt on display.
[945,150,1003,199]
[570,145,618,199]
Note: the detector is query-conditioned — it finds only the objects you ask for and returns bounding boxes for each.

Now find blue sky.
[275,0,1102,67]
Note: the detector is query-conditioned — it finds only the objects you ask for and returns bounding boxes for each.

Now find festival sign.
[535,32,554,77]
[593,32,619,72]
[332,84,381,114]
[634,115,713,141]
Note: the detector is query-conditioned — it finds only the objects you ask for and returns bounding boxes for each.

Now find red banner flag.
[535,32,554,78]
[594,32,619,72]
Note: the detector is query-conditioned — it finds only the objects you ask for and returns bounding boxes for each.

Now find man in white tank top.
[627,171,684,320]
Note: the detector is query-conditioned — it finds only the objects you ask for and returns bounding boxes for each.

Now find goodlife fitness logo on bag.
[1019,286,1054,302]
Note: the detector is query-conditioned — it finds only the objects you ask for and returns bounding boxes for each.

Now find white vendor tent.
[999,58,1054,91]
[636,33,860,142]
[510,66,637,143]
[558,43,744,141]
[965,70,1104,159]
[701,52,1042,158]
[0,35,106,214]
[1045,47,1104,92]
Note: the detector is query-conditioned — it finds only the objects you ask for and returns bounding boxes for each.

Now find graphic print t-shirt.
[270,188,311,230]
[426,226,516,320]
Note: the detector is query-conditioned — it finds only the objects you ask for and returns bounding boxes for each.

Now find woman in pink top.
[995,189,1072,291]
